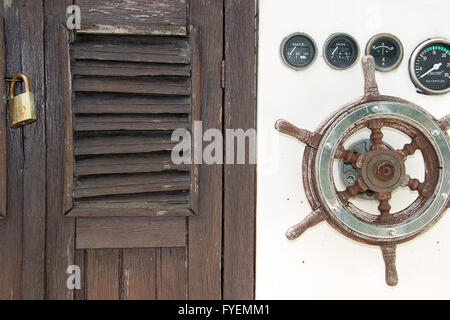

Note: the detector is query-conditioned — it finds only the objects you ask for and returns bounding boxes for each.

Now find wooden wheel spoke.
[368,119,386,151]
[406,176,433,197]
[335,145,365,169]
[338,178,369,203]
[376,192,392,222]
[397,136,427,160]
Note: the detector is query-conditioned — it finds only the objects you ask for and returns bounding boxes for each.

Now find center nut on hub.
[361,149,406,193]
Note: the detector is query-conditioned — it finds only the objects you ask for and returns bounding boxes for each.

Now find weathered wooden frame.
[0,18,6,219]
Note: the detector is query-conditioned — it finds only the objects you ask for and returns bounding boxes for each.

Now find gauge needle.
[419,62,442,79]
[331,47,339,56]
[289,46,297,55]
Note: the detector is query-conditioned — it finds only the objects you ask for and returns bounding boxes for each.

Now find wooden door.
[0,0,255,300]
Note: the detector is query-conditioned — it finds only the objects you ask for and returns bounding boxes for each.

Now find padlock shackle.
[9,74,31,99]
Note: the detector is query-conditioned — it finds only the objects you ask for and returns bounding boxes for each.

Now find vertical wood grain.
[0,17,6,219]
[188,0,224,299]
[157,247,186,300]
[20,0,47,299]
[44,0,76,299]
[122,248,157,300]
[0,0,24,299]
[86,249,120,300]
[223,0,257,299]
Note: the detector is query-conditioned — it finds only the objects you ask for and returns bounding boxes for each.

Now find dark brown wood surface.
[223,0,257,299]
[44,0,77,299]
[0,18,6,219]
[0,0,25,299]
[76,217,187,249]
[188,0,224,300]
[76,0,187,36]
[0,0,257,300]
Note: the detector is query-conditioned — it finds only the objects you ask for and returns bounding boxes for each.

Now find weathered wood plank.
[188,0,224,300]
[76,0,187,36]
[157,247,187,299]
[75,153,189,176]
[223,0,257,300]
[86,249,120,300]
[0,0,24,300]
[71,36,190,63]
[74,172,189,198]
[74,249,86,300]
[44,0,76,299]
[77,192,188,204]
[74,114,190,131]
[74,133,176,156]
[76,218,186,249]
[72,76,191,95]
[21,0,47,300]
[72,60,190,77]
[122,248,157,300]
[0,18,6,219]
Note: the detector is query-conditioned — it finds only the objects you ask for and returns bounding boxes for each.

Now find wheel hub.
[361,149,406,193]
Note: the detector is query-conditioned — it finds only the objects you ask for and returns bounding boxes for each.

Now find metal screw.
[432,130,440,137]
[325,143,332,150]
[389,229,397,237]
[331,206,338,213]
[372,106,380,113]
[440,193,448,201]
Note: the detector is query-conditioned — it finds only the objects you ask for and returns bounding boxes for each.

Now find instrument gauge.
[409,38,450,95]
[323,33,359,70]
[366,33,403,71]
[281,33,317,70]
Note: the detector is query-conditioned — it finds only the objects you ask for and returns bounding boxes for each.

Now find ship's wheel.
[275,56,450,286]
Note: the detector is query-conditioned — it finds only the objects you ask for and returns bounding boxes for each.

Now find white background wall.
[256,0,450,299]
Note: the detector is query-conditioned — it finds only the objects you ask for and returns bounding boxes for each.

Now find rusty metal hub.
[361,149,406,193]
[275,56,450,286]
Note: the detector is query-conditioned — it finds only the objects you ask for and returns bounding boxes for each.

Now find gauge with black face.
[281,33,317,70]
[323,33,359,70]
[409,38,450,95]
[366,33,403,71]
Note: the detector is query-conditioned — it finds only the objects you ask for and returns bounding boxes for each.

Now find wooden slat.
[86,249,120,300]
[157,248,186,299]
[76,218,186,249]
[73,76,191,95]
[74,114,190,131]
[74,172,189,198]
[122,248,156,300]
[21,0,46,299]
[77,191,188,204]
[76,0,187,36]
[72,60,190,77]
[0,2,24,299]
[74,249,86,300]
[74,94,191,114]
[223,0,257,300]
[68,202,193,218]
[71,36,190,63]
[75,153,189,176]
[74,133,176,156]
[0,18,6,218]
[44,0,77,299]
[188,0,224,300]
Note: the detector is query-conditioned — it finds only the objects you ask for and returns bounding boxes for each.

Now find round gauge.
[366,33,403,71]
[409,38,450,95]
[323,33,359,70]
[281,33,317,70]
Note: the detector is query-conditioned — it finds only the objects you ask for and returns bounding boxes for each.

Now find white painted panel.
[257,0,450,299]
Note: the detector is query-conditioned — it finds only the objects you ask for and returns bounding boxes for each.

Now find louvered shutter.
[62,1,199,218]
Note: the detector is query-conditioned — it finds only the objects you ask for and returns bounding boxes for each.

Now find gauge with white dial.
[366,33,403,71]
[409,38,450,95]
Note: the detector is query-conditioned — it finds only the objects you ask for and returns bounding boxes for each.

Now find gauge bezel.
[280,32,318,70]
[323,33,360,70]
[365,33,404,72]
[409,38,450,95]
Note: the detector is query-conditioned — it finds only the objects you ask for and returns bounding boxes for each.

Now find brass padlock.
[8,74,36,128]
